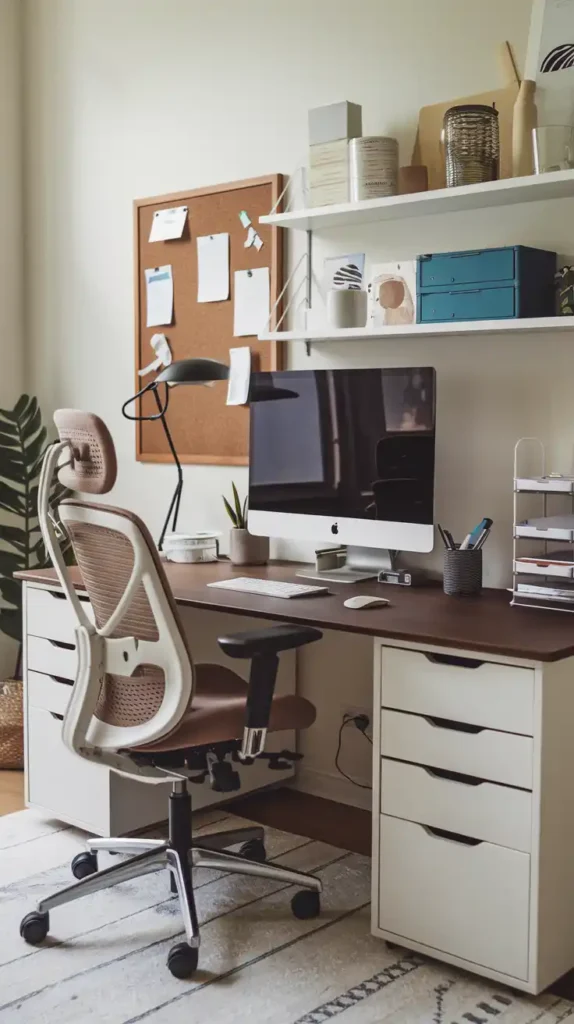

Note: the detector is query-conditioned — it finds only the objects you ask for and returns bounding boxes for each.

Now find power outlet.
[342,705,372,738]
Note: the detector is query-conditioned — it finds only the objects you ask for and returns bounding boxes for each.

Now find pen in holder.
[443,547,483,596]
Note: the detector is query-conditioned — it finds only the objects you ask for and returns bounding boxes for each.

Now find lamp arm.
[151,387,184,548]
[122,381,169,422]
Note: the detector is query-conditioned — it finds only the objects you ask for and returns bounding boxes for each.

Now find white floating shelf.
[260,316,574,344]
[260,169,574,231]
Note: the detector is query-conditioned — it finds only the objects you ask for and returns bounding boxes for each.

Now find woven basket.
[0,679,24,770]
[443,549,483,597]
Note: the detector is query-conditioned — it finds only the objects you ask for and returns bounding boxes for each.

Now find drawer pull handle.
[48,591,89,604]
[48,675,73,687]
[49,713,64,721]
[423,765,483,786]
[423,825,482,847]
[449,288,480,294]
[423,714,485,734]
[424,652,483,669]
[47,639,75,651]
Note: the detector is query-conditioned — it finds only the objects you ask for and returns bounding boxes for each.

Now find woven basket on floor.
[0,679,24,770]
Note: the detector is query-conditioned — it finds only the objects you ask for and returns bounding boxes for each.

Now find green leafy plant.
[0,395,69,650]
[223,481,248,530]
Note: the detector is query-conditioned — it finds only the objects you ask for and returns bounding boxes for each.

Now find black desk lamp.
[122,358,229,550]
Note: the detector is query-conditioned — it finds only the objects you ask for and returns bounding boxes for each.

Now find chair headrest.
[53,409,117,494]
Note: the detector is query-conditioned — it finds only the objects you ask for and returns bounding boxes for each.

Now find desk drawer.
[381,709,533,789]
[419,285,516,322]
[380,646,534,735]
[27,636,77,680]
[27,706,109,831]
[27,670,73,717]
[26,586,93,644]
[380,758,532,851]
[378,814,530,980]
[419,249,516,288]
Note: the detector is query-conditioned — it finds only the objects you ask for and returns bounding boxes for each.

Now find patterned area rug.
[1,807,573,1023]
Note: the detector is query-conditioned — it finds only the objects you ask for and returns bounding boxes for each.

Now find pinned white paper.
[253,233,264,251]
[233,267,270,337]
[145,266,173,327]
[244,226,257,248]
[226,346,252,405]
[239,210,251,228]
[139,333,172,377]
[197,233,230,303]
[149,206,188,242]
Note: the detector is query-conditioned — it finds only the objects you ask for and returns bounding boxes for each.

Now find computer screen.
[248,367,436,553]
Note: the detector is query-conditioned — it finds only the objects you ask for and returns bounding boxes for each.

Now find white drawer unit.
[27,585,94,644]
[380,645,534,735]
[373,639,574,995]
[27,635,77,680]
[23,582,297,837]
[27,670,73,717]
[380,758,532,852]
[27,706,114,834]
[381,708,533,789]
[378,814,530,981]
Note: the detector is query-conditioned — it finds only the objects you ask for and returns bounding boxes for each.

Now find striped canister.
[349,136,399,201]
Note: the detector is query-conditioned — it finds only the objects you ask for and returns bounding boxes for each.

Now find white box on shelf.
[308,101,362,146]
[309,140,350,206]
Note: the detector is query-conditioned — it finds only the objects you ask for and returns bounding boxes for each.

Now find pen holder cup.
[443,548,483,596]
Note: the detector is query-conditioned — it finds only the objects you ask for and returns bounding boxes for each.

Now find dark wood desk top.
[18,560,574,663]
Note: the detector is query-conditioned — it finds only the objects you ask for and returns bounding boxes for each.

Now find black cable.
[334,715,373,790]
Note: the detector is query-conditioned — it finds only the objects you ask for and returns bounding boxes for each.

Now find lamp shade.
[155,358,229,385]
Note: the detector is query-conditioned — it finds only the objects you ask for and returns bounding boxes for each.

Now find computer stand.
[297,546,398,585]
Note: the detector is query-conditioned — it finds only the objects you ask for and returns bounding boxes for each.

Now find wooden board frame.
[133,174,284,466]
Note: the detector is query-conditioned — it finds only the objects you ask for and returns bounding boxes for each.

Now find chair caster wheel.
[291,889,320,920]
[20,911,49,945]
[167,942,199,979]
[72,851,98,880]
[239,838,266,863]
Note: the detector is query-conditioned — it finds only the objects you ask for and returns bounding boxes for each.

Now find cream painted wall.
[0,0,24,676]
[24,0,567,804]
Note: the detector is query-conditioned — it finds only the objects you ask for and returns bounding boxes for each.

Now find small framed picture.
[526,0,574,122]
[367,261,417,327]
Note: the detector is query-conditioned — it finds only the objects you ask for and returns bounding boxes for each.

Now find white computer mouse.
[343,595,390,610]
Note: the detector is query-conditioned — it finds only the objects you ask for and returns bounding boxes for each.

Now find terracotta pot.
[229,529,269,566]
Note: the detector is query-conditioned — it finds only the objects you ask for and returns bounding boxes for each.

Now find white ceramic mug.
[326,289,368,329]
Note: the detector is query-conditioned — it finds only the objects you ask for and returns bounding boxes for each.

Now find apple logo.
[331,523,339,535]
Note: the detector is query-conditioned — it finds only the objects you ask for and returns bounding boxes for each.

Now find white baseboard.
[290,765,372,812]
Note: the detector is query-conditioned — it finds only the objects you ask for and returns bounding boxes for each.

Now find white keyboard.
[207,577,330,599]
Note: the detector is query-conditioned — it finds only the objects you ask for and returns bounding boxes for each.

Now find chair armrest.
[217,624,322,659]
[217,624,322,758]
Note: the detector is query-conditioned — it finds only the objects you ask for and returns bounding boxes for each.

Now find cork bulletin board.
[133,175,283,465]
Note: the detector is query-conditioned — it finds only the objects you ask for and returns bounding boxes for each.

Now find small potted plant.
[223,482,269,566]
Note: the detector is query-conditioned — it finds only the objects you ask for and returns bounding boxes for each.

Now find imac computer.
[248,367,436,575]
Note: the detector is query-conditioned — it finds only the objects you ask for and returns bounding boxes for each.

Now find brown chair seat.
[133,663,316,753]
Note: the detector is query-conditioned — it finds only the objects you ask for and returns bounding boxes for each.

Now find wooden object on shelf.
[411,42,520,189]
[512,80,538,177]
[398,165,428,194]
[134,176,283,467]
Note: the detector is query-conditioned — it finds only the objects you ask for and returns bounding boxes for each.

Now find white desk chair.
[19,410,322,979]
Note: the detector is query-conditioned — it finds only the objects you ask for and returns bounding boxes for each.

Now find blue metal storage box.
[417,246,556,323]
